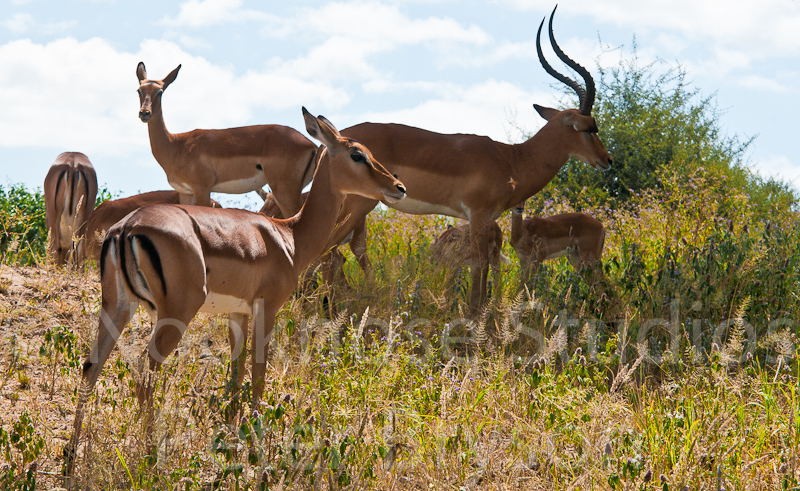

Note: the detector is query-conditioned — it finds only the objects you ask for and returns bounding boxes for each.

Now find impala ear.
[533,104,559,121]
[302,107,340,147]
[136,62,147,82]
[162,64,181,90]
[303,107,322,141]
[317,115,340,134]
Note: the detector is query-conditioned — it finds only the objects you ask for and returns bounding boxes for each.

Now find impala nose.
[139,110,151,122]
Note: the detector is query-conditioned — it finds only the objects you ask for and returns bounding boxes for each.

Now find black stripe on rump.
[99,235,113,278]
[79,169,91,214]
[54,170,67,207]
[118,226,157,312]
[132,234,167,297]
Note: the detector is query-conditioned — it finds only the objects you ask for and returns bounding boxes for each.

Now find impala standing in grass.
[63,109,405,487]
[44,151,97,267]
[333,7,611,312]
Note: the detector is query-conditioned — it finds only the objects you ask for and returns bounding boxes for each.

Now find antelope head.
[136,62,181,123]
[302,108,406,204]
[535,7,612,171]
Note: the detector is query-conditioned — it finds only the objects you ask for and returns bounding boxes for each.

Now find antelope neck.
[146,102,177,162]
[287,150,345,271]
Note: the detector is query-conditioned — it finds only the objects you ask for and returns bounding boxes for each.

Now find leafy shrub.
[0,184,47,266]
[530,45,797,216]
[0,184,114,266]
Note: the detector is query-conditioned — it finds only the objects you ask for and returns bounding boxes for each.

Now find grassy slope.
[0,170,799,489]
[0,236,798,489]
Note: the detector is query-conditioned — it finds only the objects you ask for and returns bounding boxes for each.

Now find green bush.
[0,184,47,266]
[0,184,114,266]
[529,45,797,216]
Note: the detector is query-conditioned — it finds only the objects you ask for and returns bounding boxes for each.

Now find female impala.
[63,109,406,484]
[332,7,611,312]
[431,221,509,270]
[136,62,317,215]
[44,152,97,266]
[510,203,605,286]
[431,221,510,298]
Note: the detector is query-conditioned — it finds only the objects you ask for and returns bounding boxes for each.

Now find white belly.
[199,293,252,315]
[171,173,268,196]
[169,181,193,194]
[212,174,269,194]
[388,197,465,219]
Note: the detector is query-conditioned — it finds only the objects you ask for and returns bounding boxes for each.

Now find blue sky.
[2,0,799,209]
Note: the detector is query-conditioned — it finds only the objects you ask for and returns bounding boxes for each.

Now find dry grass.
[0,260,797,490]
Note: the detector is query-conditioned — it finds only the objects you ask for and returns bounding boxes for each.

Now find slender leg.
[75,238,87,271]
[137,312,195,457]
[228,314,249,385]
[317,250,338,318]
[518,257,527,292]
[250,301,278,405]
[468,217,492,314]
[178,192,194,205]
[349,216,373,283]
[491,258,502,304]
[192,189,213,208]
[65,297,136,488]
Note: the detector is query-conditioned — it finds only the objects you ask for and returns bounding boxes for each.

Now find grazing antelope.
[333,7,611,312]
[431,221,510,298]
[83,190,221,263]
[510,203,605,285]
[64,109,406,485]
[44,152,97,266]
[431,221,509,270]
[136,62,317,215]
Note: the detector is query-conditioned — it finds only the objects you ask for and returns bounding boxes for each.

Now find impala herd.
[40,9,611,485]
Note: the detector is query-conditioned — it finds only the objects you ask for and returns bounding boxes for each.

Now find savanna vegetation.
[0,51,798,490]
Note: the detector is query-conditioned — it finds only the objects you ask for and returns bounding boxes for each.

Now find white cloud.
[161,0,271,27]
[754,154,800,189]
[352,79,551,141]
[738,75,788,93]
[500,0,800,61]
[2,13,34,33]
[1,12,76,35]
[0,37,347,155]
[295,1,489,46]
[0,37,139,153]
[172,34,213,51]
[257,2,491,84]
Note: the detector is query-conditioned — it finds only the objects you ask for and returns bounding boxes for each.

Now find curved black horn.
[536,6,596,115]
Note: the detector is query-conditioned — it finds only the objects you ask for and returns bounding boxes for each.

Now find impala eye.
[351,151,366,164]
